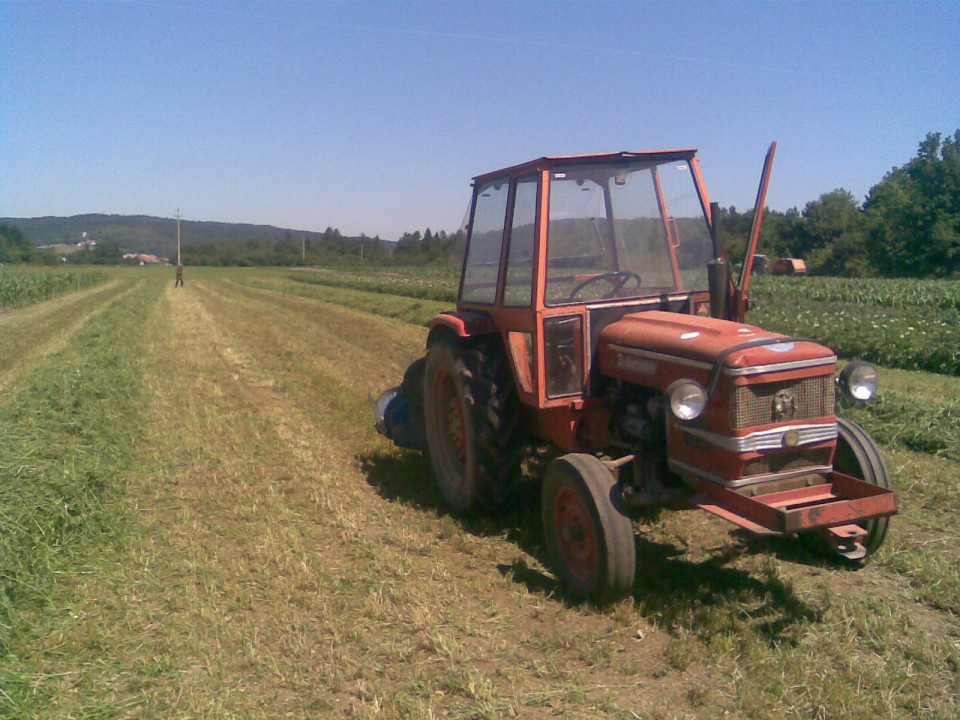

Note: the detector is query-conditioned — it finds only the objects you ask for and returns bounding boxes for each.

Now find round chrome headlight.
[666,380,708,421]
[837,361,879,403]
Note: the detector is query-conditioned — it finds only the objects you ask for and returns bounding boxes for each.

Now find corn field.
[0,270,107,309]
[751,276,960,375]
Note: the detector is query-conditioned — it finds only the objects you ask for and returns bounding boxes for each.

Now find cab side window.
[502,176,538,306]
[461,180,508,304]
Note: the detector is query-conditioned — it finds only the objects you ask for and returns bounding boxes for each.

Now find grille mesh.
[730,375,835,429]
[744,448,833,477]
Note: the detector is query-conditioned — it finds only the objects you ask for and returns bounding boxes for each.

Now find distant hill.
[0,214,357,257]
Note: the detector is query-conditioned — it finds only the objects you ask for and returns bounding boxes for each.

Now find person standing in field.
[175,264,184,287]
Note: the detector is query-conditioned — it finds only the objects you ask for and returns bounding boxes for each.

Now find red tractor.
[376,143,897,603]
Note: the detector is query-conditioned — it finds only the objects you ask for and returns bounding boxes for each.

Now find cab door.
[496,174,541,405]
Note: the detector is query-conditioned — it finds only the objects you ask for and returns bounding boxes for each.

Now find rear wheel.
[542,454,636,603]
[802,417,892,562]
[423,335,521,513]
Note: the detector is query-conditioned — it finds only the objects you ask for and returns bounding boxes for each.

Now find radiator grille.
[730,375,835,429]
[744,448,833,477]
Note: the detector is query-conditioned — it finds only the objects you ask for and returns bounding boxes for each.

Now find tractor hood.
[598,311,835,385]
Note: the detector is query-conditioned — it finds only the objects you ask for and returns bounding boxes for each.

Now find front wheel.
[542,454,636,603]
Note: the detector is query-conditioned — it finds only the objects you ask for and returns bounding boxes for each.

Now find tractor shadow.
[730,529,860,570]
[359,451,821,642]
[358,450,546,552]
[625,536,823,642]
[359,451,445,510]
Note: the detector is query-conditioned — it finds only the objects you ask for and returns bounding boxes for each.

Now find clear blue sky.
[2,0,957,240]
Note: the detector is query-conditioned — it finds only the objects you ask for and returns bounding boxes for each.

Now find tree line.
[4,130,958,277]
[168,227,464,267]
[723,130,959,278]
[386,131,960,279]
[0,223,60,265]
[181,228,393,266]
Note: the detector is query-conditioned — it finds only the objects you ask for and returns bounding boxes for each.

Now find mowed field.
[1,267,958,719]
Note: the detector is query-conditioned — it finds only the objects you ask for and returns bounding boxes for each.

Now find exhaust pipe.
[707,201,730,319]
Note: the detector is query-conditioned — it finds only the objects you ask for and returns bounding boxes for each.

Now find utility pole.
[174,210,185,287]
[175,209,182,266]
[302,234,306,264]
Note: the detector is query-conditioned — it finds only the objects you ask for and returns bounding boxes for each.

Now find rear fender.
[427,310,496,347]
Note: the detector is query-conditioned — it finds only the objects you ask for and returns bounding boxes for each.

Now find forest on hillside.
[3,130,957,277]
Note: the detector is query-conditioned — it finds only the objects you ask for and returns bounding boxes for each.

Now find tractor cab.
[431,149,739,449]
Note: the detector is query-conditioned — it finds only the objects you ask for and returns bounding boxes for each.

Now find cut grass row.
[243,273,448,326]
[0,278,157,709]
[0,278,136,394]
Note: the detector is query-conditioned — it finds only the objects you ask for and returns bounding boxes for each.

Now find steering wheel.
[569,271,642,300]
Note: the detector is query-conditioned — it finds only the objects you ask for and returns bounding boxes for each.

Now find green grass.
[0,267,956,719]
[809,363,960,464]
[846,390,960,461]
[0,277,157,709]
[751,276,960,375]
[755,276,960,311]
[288,265,460,303]
[238,273,449,326]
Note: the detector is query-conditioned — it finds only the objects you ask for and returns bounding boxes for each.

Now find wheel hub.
[554,486,597,582]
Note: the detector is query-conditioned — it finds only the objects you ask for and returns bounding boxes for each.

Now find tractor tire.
[802,417,892,563]
[542,454,636,604]
[423,335,522,513]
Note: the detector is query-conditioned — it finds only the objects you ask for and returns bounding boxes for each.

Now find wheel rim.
[553,486,598,583]
[446,391,466,462]
[434,366,467,478]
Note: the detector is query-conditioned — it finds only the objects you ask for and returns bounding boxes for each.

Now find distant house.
[122,252,164,265]
[77,239,96,248]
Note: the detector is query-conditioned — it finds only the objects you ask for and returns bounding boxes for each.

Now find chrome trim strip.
[681,422,838,453]
[723,356,837,377]
[607,344,712,371]
[606,345,835,377]
[669,458,833,489]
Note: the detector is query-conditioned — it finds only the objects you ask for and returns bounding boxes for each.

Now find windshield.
[545,160,712,305]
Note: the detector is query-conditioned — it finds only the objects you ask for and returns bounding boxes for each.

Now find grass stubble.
[0,267,956,718]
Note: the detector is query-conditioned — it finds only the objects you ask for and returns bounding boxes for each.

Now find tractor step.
[689,471,898,536]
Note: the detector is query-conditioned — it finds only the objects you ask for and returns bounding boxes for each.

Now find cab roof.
[472,149,698,183]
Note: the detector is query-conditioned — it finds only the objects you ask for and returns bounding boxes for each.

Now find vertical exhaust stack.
[707,201,730,319]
